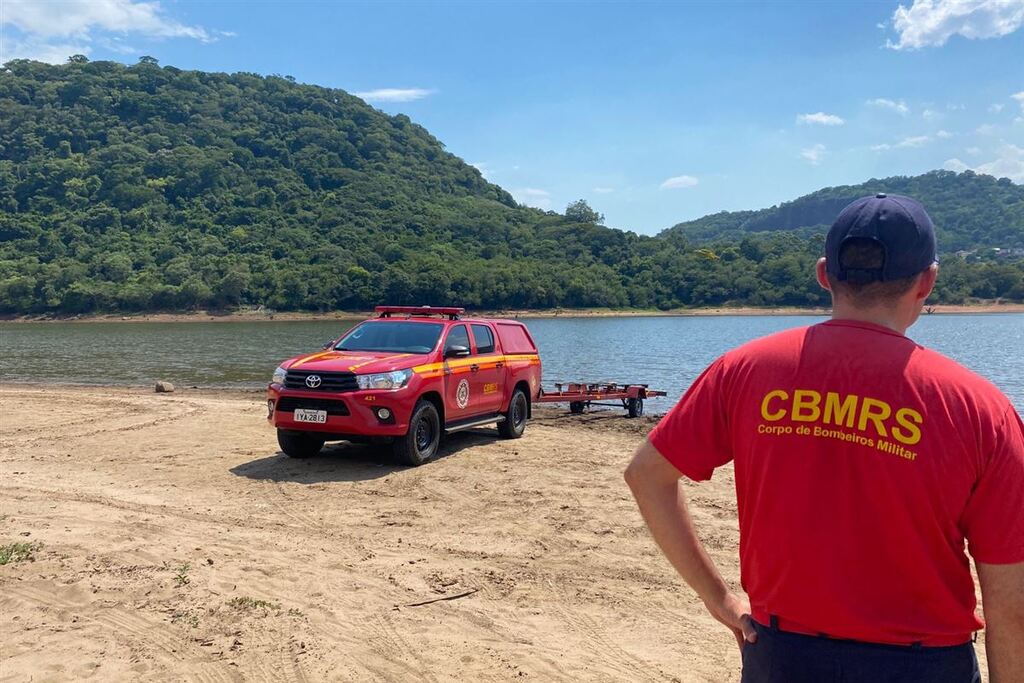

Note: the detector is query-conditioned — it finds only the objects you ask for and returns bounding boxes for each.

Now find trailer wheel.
[569,401,585,414]
[277,430,325,458]
[627,397,644,418]
[498,389,528,439]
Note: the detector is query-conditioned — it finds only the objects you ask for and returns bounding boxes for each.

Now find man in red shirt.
[625,193,1024,682]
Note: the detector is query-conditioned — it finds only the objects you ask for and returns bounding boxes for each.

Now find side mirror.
[444,345,470,359]
[322,341,335,350]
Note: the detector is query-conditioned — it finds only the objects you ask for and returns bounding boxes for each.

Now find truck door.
[443,324,484,421]
[469,323,504,415]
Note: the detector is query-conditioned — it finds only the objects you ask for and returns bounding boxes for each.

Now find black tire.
[393,400,441,466]
[498,388,529,439]
[569,401,585,414]
[277,430,325,458]
[627,397,644,418]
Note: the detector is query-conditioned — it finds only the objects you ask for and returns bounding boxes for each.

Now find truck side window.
[471,325,495,354]
[445,325,471,353]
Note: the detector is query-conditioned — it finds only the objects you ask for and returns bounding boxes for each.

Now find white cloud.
[592,187,615,194]
[945,144,1024,182]
[800,144,827,165]
[936,129,953,138]
[867,98,910,115]
[4,38,91,63]
[796,112,845,126]
[976,123,997,134]
[659,175,699,189]
[1013,91,1024,112]
[978,143,1024,181]
[943,158,971,172]
[966,146,982,155]
[353,88,435,103]
[1,0,225,64]
[989,103,1005,113]
[96,36,139,55]
[2,0,213,40]
[889,0,1024,50]
[899,135,932,147]
[922,108,940,120]
[513,188,552,210]
[872,135,935,151]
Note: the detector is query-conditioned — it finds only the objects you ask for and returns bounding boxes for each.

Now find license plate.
[293,409,327,424]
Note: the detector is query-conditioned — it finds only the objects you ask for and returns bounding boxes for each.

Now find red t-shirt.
[649,319,1024,646]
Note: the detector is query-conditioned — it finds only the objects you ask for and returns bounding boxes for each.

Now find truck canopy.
[495,322,537,354]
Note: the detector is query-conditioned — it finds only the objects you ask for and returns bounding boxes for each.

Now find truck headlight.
[271,365,287,385]
[356,369,412,390]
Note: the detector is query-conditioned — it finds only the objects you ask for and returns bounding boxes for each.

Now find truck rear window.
[471,324,495,354]
[495,323,536,354]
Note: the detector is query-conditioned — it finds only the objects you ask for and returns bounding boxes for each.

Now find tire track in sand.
[0,485,286,535]
[10,403,207,448]
[543,579,672,682]
[360,611,440,683]
[2,583,239,683]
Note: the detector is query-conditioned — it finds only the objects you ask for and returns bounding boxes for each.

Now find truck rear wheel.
[498,389,528,439]
[277,430,325,458]
[393,400,441,466]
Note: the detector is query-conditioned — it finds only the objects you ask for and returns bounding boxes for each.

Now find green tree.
[565,199,604,224]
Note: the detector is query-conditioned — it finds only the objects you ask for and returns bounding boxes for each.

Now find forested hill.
[664,171,1024,252]
[0,58,616,311]
[1,58,1022,314]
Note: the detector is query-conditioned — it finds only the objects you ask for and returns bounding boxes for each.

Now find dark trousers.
[740,620,980,683]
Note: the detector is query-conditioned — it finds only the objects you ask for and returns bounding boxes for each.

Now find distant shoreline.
[3,303,1023,324]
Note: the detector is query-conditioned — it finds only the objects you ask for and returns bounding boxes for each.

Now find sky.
[1,0,1022,235]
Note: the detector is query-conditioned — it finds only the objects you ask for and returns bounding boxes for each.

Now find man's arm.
[624,439,755,650]
[977,561,1024,683]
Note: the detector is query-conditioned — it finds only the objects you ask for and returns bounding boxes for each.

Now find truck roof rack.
[375,305,464,320]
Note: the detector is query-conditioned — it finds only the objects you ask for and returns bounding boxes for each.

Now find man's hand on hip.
[705,590,757,650]
[625,439,753,652]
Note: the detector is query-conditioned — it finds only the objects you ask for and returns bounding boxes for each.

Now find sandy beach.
[3,302,1023,324]
[0,386,989,682]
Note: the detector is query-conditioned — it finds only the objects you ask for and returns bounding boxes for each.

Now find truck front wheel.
[277,430,325,458]
[498,389,528,439]
[393,400,441,466]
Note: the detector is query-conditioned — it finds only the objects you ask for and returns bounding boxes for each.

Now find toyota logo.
[305,375,322,388]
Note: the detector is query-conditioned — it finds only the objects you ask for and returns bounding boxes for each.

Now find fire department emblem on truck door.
[456,379,470,409]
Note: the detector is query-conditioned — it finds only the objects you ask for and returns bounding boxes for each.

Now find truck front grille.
[284,370,358,392]
[275,397,350,416]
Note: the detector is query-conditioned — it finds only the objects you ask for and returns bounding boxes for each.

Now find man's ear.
[815,258,832,292]
[915,264,938,301]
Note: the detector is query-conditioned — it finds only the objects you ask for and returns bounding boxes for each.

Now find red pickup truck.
[267,306,542,465]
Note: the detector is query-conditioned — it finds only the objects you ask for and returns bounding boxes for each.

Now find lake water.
[1,314,1021,413]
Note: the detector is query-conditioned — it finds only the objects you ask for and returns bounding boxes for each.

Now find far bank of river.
[3,302,1023,324]
[2,314,1021,413]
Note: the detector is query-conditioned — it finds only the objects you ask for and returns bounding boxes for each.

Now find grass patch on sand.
[0,541,40,565]
[228,596,281,611]
[172,562,191,587]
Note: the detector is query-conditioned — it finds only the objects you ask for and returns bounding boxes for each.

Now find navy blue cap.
[825,193,937,282]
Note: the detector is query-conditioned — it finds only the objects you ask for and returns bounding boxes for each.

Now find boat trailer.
[535,382,667,418]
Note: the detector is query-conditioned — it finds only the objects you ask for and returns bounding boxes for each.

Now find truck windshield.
[335,322,443,354]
